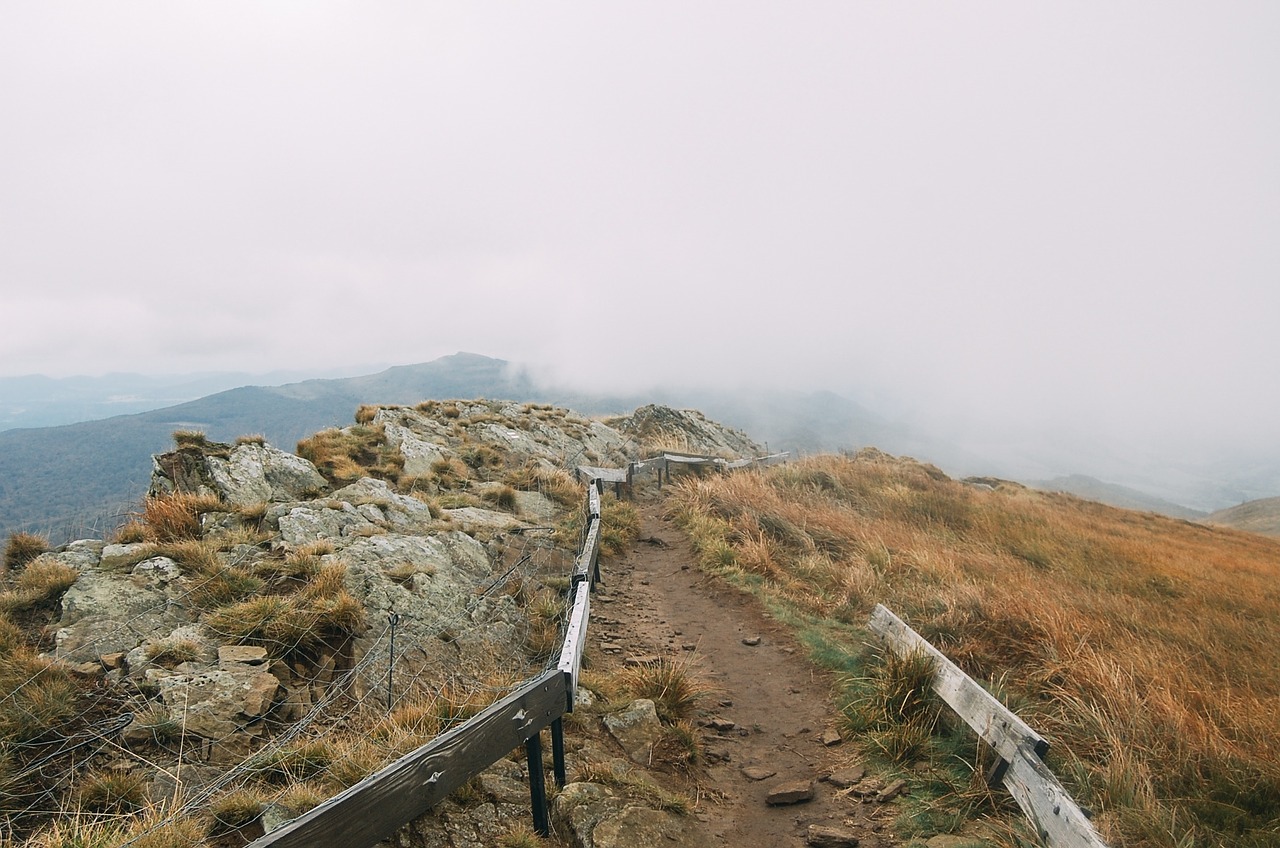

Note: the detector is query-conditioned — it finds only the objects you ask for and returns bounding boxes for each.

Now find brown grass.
[140,492,225,542]
[671,451,1280,847]
[3,532,49,574]
[0,559,79,615]
[297,425,404,485]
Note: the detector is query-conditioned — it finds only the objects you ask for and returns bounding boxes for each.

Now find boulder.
[55,556,191,663]
[144,663,283,762]
[204,442,327,506]
[603,699,663,765]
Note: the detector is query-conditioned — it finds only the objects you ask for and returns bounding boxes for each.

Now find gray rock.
[766,780,815,805]
[205,442,327,506]
[145,664,283,762]
[603,699,663,765]
[55,557,191,663]
[808,825,860,847]
[826,765,867,788]
[591,805,706,848]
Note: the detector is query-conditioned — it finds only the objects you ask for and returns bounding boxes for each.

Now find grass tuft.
[3,532,49,574]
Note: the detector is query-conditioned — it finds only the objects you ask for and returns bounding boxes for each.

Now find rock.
[55,557,191,663]
[623,655,661,667]
[849,777,883,797]
[826,766,867,788]
[205,442,327,507]
[100,652,126,670]
[765,780,815,806]
[603,699,663,765]
[742,766,777,781]
[591,804,706,848]
[552,781,706,848]
[878,778,908,802]
[218,645,269,667]
[821,728,843,747]
[742,636,762,646]
[706,718,737,732]
[146,665,283,762]
[807,825,860,847]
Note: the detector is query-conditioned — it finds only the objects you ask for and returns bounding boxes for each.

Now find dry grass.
[0,558,79,615]
[203,564,365,661]
[297,425,404,486]
[140,492,224,543]
[671,451,1280,848]
[3,531,49,574]
[617,655,712,724]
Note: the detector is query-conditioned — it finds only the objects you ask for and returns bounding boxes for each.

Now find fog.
[2,3,1277,494]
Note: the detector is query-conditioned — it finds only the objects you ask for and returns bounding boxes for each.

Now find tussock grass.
[0,558,79,615]
[617,656,711,724]
[0,646,81,742]
[671,452,1280,847]
[3,532,49,574]
[140,492,224,543]
[204,564,364,661]
[297,425,404,485]
[76,769,148,813]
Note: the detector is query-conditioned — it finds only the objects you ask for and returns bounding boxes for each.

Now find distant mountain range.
[3,352,1278,543]
[0,366,389,431]
[1028,475,1207,520]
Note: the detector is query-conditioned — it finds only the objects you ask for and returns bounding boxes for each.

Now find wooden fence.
[868,604,1109,848]
[249,452,783,847]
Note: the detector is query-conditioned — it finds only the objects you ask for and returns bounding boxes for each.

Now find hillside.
[1207,495,1280,538]
[670,451,1280,848]
[1028,473,1207,520]
[0,400,760,846]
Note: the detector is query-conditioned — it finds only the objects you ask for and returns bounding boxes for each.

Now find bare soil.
[585,500,903,847]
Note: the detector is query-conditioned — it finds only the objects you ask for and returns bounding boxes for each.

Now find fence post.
[525,731,550,836]
[551,718,567,787]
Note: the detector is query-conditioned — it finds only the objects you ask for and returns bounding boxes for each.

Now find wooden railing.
[250,453,783,847]
[868,604,1109,848]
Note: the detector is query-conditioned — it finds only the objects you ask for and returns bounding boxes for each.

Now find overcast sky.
[2,3,1277,456]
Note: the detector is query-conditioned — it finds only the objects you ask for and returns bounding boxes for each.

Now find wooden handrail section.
[868,604,1108,848]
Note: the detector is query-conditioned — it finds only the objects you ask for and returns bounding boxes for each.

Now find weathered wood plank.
[556,581,592,710]
[867,604,1048,764]
[249,670,568,848]
[1003,742,1109,848]
[577,465,628,484]
[571,518,599,585]
[587,485,601,519]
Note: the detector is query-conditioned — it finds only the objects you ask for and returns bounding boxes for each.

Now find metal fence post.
[525,731,550,836]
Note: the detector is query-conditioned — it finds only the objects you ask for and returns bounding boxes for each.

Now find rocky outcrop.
[607,404,762,458]
[553,781,706,848]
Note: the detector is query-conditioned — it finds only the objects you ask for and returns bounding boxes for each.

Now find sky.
[3,3,1278,461]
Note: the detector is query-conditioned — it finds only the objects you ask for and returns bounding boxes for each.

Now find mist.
[2,3,1277,506]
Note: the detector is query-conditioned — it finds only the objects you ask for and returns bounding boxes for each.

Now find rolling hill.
[1206,495,1280,538]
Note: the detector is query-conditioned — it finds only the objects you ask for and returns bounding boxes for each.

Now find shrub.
[354,404,381,424]
[3,532,48,574]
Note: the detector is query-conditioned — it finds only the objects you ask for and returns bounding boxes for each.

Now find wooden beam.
[1003,741,1109,848]
[867,604,1047,764]
[249,671,567,848]
[556,581,591,710]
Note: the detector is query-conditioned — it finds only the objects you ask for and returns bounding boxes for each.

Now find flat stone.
[826,766,867,788]
[821,728,843,747]
[807,825,860,847]
[624,655,661,666]
[878,778,908,802]
[707,718,737,732]
[742,766,777,781]
[100,652,126,670]
[219,645,269,667]
[765,780,814,806]
[742,636,762,646]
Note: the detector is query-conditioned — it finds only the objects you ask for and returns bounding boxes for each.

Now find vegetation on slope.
[670,449,1280,848]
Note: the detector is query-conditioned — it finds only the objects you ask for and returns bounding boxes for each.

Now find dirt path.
[586,501,901,847]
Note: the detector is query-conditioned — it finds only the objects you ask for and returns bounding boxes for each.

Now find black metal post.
[525,731,549,836]
[551,718,567,788]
